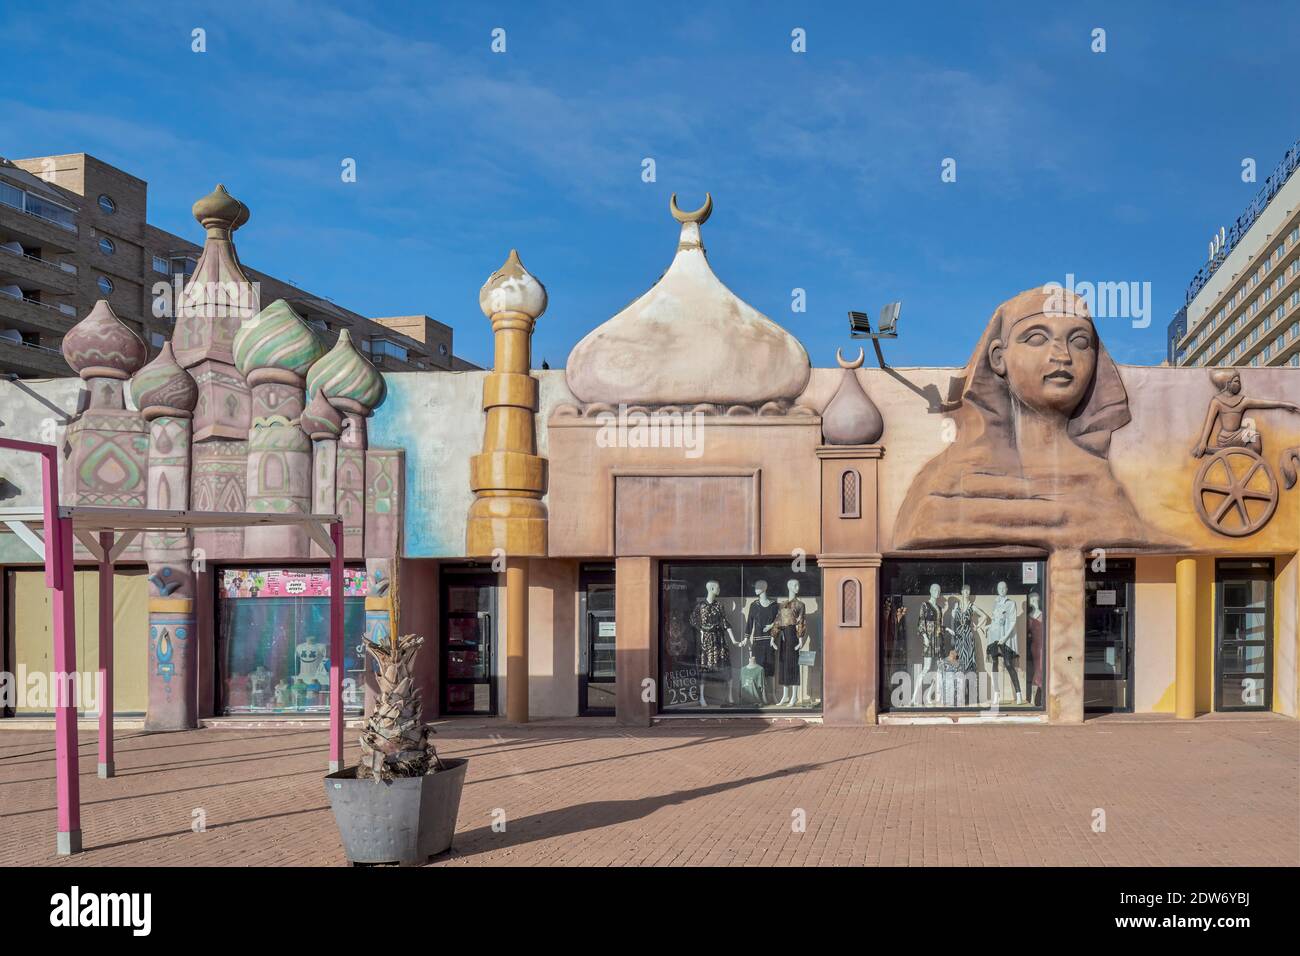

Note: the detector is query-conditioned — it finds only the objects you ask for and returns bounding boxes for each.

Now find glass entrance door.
[440,569,498,716]
[1084,559,1134,713]
[579,564,615,715]
[1216,560,1273,711]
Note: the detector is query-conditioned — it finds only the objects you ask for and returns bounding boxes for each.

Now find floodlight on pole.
[847,302,902,367]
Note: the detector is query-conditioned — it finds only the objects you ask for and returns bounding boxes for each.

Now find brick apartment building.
[0,152,476,378]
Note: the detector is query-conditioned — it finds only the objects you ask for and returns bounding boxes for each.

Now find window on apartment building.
[96,275,114,296]
[97,194,116,214]
[371,339,408,362]
[152,256,169,274]
[98,237,115,256]
[169,256,197,276]
[0,180,21,209]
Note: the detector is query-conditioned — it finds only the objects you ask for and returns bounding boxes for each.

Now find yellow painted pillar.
[506,558,529,723]
[1175,557,1197,719]
[466,250,548,725]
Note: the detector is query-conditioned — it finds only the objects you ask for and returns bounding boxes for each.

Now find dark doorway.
[579,564,616,715]
[1215,559,1273,711]
[1084,558,1135,713]
[439,568,498,716]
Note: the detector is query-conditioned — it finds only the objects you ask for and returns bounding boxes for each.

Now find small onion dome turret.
[299,387,344,440]
[233,298,326,384]
[131,342,198,420]
[479,249,547,320]
[305,329,386,414]
[62,299,147,381]
[192,183,250,236]
[821,348,884,445]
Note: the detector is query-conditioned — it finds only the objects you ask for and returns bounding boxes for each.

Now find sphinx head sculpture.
[894,286,1150,552]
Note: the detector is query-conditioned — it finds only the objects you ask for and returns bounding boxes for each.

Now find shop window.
[839,468,860,518]
[216,567,369,715]
[659,561,821,713]
[840,577,861,627]
[881,559,1046,711]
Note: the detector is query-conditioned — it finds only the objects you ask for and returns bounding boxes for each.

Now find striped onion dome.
[305,329,386,413]
[131,342,198,419]
[233,298,325,381]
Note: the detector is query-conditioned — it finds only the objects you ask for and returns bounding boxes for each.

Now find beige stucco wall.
[1134,557,1177,713]
[1276,553,1298,717]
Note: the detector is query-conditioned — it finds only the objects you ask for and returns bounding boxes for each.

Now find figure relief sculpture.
[1190,368,1300,536]
[894,286,1149,552]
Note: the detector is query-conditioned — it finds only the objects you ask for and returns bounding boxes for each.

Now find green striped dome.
[305,329,386,411]
[233,299,325,378]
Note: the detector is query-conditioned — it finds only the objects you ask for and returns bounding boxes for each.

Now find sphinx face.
[992,312,1097,416]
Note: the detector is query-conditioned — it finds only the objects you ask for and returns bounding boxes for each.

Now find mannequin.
[944,585,986,706]
[769,579,807,707]
[744,579,779,704]
[687,580,736,707]
[910,583,944,705]
[986,581,1024,705]
[1025,591,1044,706]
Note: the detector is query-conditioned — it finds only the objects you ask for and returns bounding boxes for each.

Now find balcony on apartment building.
[0,174,79,252]
[0,331,71,377]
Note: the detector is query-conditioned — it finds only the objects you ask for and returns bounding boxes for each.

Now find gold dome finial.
[669,192,712,224]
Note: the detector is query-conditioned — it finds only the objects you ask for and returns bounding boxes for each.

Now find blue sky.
[4,1,1297,369]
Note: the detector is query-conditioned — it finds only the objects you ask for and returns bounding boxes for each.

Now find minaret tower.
[467,250,548,723]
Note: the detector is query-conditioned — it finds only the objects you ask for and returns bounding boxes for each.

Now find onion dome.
[822,348,883,445]
[305,329,386,413]
[62,300,147,381]
[131,342,198,420]
[479,249,547,319]
[565,193,810,409]
[174,184,258,370]
[233,298,326,384]
[299,388,344,440]
[192,183,250,237]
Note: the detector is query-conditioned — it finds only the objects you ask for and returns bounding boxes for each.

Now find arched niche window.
[839,468,861,518]
[840,577,861,628]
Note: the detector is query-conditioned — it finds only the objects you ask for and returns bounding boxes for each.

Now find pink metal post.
[43,453,82,855]
[98,530,114,779]
[328,519,345,773]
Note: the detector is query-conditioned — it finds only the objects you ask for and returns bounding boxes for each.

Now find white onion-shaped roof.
[565,195,810,408]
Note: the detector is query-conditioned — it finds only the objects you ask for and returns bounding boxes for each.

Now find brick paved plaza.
[1,716,1297,867]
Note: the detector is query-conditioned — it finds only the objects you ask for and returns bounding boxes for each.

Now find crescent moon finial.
[836,347,865,370]
[670,192,713,224]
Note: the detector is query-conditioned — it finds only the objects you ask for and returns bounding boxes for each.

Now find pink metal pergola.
[0,437,347,856]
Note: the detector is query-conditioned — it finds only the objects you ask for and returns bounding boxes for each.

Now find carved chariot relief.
[1190,369,1300,537]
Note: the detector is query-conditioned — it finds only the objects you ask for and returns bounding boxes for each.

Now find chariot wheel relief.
[1193,447,1278,537]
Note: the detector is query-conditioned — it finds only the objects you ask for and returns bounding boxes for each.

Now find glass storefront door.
[1216,559,1273,711]
[440,569,498,716]
[1084,559,1134,713]
[579,564,615,715]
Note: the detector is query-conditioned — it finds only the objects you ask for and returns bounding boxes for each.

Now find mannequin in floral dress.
[687,579,736,707]
[767,579,807,708]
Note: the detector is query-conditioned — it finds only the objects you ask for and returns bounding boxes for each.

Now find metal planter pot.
[325,758,468,866]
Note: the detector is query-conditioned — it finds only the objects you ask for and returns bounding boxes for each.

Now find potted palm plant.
[325,633,467,866]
